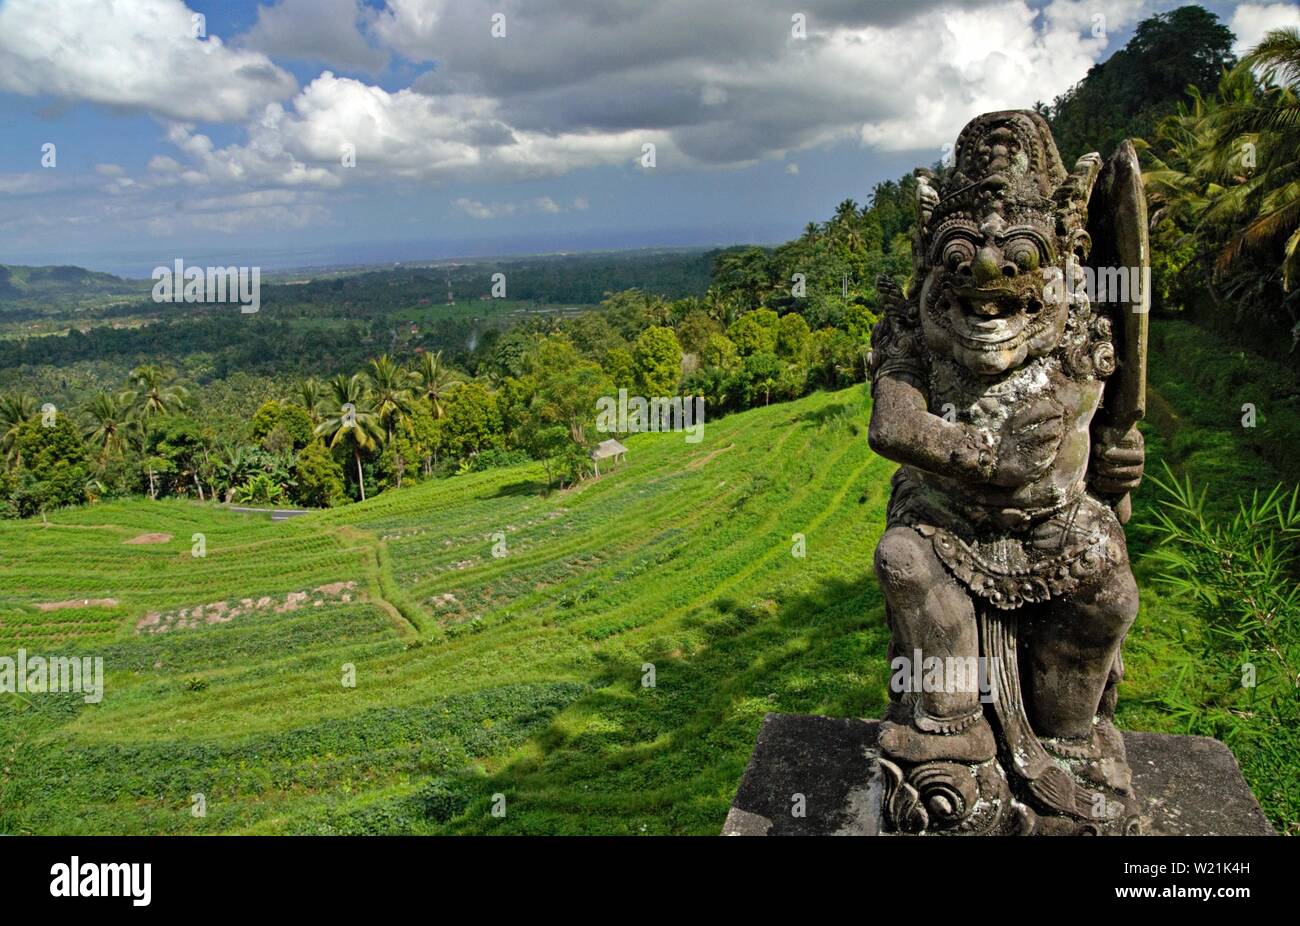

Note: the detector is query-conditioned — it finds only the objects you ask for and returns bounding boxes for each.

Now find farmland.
[0,386,890,834]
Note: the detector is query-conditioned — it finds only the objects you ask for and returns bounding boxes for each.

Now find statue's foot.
[879,716,997,763]
[1041,717,1132,793]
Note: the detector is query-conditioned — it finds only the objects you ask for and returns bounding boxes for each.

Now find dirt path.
[687,442,735,470]
[334,525,423,641]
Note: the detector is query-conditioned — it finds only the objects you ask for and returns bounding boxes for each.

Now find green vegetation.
[1140,26,1300,347]
[0,264,147,317]
[0,386,885,834]
[1045,7,1299,354]
[1045,5,1236,165]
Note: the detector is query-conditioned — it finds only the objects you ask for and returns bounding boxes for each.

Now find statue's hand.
[991,398,1065,487]
[1092,425,1144,494]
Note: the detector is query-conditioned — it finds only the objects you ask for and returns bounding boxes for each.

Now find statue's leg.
[1023,561,1138,740]
[875,527,992,762]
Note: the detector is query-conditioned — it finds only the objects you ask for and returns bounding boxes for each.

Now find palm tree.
[414,351,460,419]
[1142,33,1300,341]
[82,391,133,464]
[0,392,37,470]
[294,378,326,425]
[1221,29,1300,288]
[365,354,416,438]
[126,364,189,419]
[317,373,383,501]
[645,296,674,328]
[829,198,865,252]
[193,428,219,502]
[119,366,186,500]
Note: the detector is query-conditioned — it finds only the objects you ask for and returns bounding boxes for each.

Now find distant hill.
[0,264,140,301]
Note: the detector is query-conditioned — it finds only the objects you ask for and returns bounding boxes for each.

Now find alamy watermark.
[596,388,705,443]
[152,259,261,314]
[889,651,999,703]
[50,856,150,906]
[1043,260,1150,312]
[1,649,103,703]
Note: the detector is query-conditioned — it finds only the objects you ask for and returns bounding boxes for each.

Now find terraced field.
[2,358,1295,834]
[0,387,901,834]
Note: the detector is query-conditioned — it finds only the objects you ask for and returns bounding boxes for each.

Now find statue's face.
[919,209,1068,377]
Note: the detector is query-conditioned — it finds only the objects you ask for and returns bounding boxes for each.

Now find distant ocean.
[12,223,792,280]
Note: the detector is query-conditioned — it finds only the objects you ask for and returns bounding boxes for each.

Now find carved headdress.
[917,110,1099,278]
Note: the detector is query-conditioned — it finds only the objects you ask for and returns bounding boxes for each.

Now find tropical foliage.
[1141,27,1300,346]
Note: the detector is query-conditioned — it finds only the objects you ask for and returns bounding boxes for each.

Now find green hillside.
[0,264,137,300]
[1,346,1296,834]
[0,386,895,834]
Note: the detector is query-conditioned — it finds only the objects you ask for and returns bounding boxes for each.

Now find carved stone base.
[722,713,1275,836]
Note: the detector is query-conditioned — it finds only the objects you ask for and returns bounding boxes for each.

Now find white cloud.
[369,0,1148,161]
[453,197,513,219]
[858,0,1148,151]
[188,202,330,234]
[170,72,668,188]
[453,195,587,219]
[163,114,341,189]
[148,156,184,174]
[1230,3,1300,57]
[1,175,332,241]
[0,0,296,122]
[0,173,63,195]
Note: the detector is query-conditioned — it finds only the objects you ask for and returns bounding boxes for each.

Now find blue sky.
[0,0,1294,277]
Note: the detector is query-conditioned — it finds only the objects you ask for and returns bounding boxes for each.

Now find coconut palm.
[1142,34,1300,341]
[1221,29,1300,288]
[365,354,416,438]
[316,373,383,501]
[414,351,460,419]
[294,377,326,425]
[0,392,37,470]
[126,364,189,419]
[82,391,133,464]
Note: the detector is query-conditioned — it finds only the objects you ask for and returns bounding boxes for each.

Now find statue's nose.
[971,246,1006,286]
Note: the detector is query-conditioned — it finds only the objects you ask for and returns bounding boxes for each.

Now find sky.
[0,0,1296,277]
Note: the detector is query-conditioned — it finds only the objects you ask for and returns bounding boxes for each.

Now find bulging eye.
[943,239,975,271]
[1004,239,1040,272]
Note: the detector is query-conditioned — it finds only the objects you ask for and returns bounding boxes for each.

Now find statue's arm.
[868,373,996,482]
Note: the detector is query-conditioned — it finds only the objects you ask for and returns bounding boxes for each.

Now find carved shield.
[1087,139,1149,433]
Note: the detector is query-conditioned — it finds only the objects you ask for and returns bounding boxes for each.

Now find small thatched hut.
[590,438,628,476]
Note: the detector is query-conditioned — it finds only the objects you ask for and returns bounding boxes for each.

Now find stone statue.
[866,110,1150,835]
